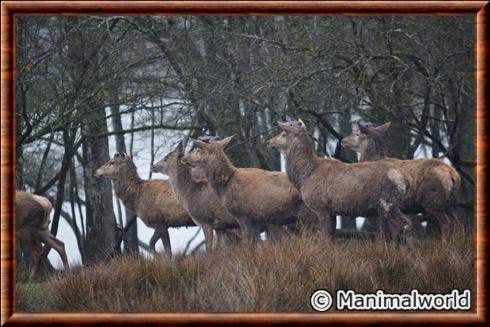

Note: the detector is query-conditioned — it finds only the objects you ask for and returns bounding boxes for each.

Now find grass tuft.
[16,231,474,312]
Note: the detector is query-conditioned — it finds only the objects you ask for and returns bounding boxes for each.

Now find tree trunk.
[110,93,138,254]
[388,75,411,160]
[338,108,358,230]
[454,92,474,227]
[63,17,117,263]
[82,106,117,263]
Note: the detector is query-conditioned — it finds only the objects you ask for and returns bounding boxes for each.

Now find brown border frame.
[1,1,487,325]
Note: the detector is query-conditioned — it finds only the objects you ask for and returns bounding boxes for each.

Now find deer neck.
[170,161,200,202]
[205,151,237,197]
[360,137,387,161]
[113,166,143,212]
[285,134,318,190]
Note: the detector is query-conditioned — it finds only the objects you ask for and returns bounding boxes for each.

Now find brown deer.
[182,136,315,246]
[190,136,311,242]
[95,153,195,257]
[151,142,240,251]
[16,190,69,279]
[341,122,461,236]
[267,120,412,241]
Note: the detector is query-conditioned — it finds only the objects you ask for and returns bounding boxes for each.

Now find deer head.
[198,135,222,143]
[267,119,307,154]
[341,131,367,152]
[95,152,133,179]
[341,122,392,152]
[151,141,185,175]
[182,136,234,169]
[358,121,392,135]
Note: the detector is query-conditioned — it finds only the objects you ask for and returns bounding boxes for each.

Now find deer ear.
[298,118,307,130]
[358,122,370,134]
[175,141,184,154]
[217,135,235,148]
[277,121,296,133]
[374,122,391,134]
[192,139,209,149]
[197,136,210,143]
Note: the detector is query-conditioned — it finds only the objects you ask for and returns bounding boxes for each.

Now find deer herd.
[16,120,461,279]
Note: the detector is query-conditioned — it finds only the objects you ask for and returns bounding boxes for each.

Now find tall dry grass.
[16,231,474,312]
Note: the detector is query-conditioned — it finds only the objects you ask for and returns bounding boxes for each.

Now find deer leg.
[27,236,43,280]
[38,230,69,270]
[385,208,412,244]
[328,214,337,237]
[313,211,335,239]
[217,229,240,248]
[425,211,450,239]
[434,211,453,237]
[375,208,391,242]
[214,229,225,249]
[378,198,402,242]
[158,224,172,258]
[266,224,284,243]
[377,217,390,241]
[407,214,425,236]
[17,229,40,280]
[250,223,260,246]
[202,224,214,253]
[363,215,379,234]
[149,229,160,253]
[426,217,441,238]
[16,229,30,262]
[239,218,258,247]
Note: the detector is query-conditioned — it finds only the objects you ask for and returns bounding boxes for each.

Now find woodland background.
[16,16,474,272]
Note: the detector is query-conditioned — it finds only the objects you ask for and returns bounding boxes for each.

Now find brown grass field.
[16,230,474,312]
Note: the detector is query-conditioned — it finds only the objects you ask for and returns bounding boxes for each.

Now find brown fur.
[152,142,239,251]
[341,122,461,235]
[16,190,69,279]
[183,137,314,245]
[95,153,194,256]
[267,122,411,241]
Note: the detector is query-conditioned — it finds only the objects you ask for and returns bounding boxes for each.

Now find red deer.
[341,122,461,236]
[191,136,314,242]
[267,120,412,241]
[95,153,195,257]
[151,142,240,251]
[182,136,315,246]
[16,190,69,279]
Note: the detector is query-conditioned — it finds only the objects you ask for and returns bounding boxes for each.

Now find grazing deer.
[182,136,315,246]
[16,190,69,279]
[151,142,240,251]
[341,122,461,236]
[267,120,412,242]
[95,153,195,257]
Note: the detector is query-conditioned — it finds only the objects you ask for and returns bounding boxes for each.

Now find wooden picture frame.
[1,1,487,325]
